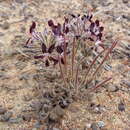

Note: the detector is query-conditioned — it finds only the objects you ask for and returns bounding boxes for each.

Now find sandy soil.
[0,0,130,129]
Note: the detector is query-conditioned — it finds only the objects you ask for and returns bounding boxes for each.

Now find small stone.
[30,101,43,112]
[0,13,9,19]
[23,94,32,102]
[7,104,14,110]
[127,113,130,120]
[97,121,105,128]
[22,113,32,122]
[122,0,128,3]
[91,123,100,130]
[19,73,29,80]
[0,32,4,37]
[53,128,60,130]
[48,105,65,123]
[34,121,41,128]
[118,102,125,112]
[1,22,10,30]
[8,117,23,123]
[99,0,113,6]
[15,0,24,4]
[0,107,7,114]
[122,15,130,21]
[107,85,118,92]
[122,80,130,87]
[84,123,91,129]
[20,26,26,33]
[0,112,13,122]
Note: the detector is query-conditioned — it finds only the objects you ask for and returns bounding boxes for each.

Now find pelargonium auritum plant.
[25,12,117,96]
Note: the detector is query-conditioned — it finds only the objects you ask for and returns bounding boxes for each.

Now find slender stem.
[75,56,87,88]
[63,37,67,76]
[58,56,67,87]
[90,77,112,91]
[85,41,117,86]
[80,49,106,87]
[92,41,117,78]
[71,37,75,80]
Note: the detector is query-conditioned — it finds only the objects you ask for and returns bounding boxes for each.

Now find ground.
[0,0,130,129]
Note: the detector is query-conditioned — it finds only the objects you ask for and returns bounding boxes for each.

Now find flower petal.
[61,57,65,64]
[48,44,55,53]
[99,27,104,32]
[95,20,99,26]
[49,57,58,65]
[48,20,54,27]
[29,21,36,34]
[42,43,47,53]
[56,46,63,54]
[45,60,49,67]
[34,55,45,59]
[26,38,31,45]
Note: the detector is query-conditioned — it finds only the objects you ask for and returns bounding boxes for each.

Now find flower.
[34,43,57,67]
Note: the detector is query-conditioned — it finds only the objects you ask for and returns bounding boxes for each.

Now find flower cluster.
[26,13,105,67]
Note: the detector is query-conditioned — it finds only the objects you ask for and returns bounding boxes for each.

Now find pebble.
[19,73,30,80]
[1,22,10,30]
[30,101,43,112]
[48,105,65,123]
[53,128,60,130]
[122,15,130,21]
[97,121,105,128]
[122,0,128,3]
[0,13,9,20]
[0,111,13,122]
[91,123,100,130]
[0,107,7,114]
[0,32,4,37]
[118,102,125,112]
[23,94,32,102]
[7,104,14,110]
[122,80,130,88]
[99,0,113,6]
[15,0,24,4]
[8,117,23,123]
[22,113,32,122]
[107,85,119,92]
[34,121,41,128]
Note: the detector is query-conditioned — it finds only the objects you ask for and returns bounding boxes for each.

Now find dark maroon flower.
[34,43,55,67]
[48,20,54,27]
[48,44,55,53]
[29,21,36,34]
[95,20,99,26]
[99,27,104,32]
[48,18,69,36]
[56,45,63,54]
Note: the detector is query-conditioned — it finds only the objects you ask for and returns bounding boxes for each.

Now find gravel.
[107,85,119,92]
[118,102,125,112]
[91,123,100,130]
[0,111,13,122]
[0,22,10,30]
[0,107,7,115]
